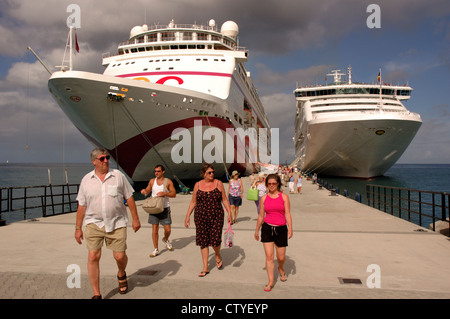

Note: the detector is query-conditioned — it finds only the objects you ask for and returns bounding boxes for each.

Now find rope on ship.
[307,130,355,174]
[114,101,188,189]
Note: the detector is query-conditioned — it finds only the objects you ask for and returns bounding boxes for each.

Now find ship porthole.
[375,130,385,135]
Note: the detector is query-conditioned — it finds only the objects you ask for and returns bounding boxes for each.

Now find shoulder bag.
[246,186,259,201]
[143,178,168,214]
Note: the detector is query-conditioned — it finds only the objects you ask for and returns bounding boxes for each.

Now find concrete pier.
[1,176,450,301]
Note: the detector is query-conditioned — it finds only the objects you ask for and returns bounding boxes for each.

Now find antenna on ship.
[348,65,352,84]
[377,67,384,112]
[327,70,345,83]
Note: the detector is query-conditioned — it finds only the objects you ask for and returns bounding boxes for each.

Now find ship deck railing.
[0,184,80,223]
[102,41,248,60]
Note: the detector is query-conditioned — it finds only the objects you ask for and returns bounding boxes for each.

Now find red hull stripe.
[107,117,235,178]
[116,71,232,78]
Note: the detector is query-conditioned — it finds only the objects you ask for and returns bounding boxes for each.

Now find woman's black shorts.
[261,222,288,247]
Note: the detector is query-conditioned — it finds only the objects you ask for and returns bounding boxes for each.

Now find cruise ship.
[47,19,271,184]
[292,66,422,178]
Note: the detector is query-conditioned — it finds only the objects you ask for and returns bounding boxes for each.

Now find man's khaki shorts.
[85,223,127,252]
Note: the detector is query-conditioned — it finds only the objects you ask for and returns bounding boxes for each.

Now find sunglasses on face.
[96,155,110,162]
[206,171,215,175]
[267,182,278,185]
[154,170,162,173]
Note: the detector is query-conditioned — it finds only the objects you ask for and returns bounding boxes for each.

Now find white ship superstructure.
[293,66,422,178]
[48,20,271,184]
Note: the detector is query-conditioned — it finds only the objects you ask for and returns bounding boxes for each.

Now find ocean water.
[314,164,450,229]
[316,164,450,199]
[1,163,449,225]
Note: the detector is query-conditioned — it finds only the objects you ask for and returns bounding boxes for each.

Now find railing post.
[23,188,27,220]
[407,190,411,222]
[432,194,436,231]
[366,185,370,206]
[418,192,422,227]
[390,188,394,215]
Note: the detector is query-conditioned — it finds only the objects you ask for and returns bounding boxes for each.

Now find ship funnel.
[221,21,239,39]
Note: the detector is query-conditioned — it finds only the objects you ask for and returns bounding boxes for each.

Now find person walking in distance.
[141,165,176,257]
[75,148,141,299]
[227,170,243,224]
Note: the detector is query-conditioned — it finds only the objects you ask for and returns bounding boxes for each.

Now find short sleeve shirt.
[76,169,134,232]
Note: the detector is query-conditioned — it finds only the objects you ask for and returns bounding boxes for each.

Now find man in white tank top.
[141,165,176,257]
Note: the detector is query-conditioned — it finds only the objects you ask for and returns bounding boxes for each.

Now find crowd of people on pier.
[75,148,302,298]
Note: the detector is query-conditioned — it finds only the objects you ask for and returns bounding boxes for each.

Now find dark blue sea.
[1,163,449,226]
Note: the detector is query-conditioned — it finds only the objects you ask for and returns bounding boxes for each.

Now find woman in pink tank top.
[254,173,293,292]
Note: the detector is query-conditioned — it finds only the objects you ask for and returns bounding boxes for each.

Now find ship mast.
[56,26,75,71]
[378,68,383,111]
[327,70,346,83]
[347,65,352,84]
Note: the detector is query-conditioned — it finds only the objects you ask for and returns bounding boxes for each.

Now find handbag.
[143,178,168,214]
[224,222,234,248]
[246,187,259,201]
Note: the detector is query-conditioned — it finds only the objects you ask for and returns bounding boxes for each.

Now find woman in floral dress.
[185,164,232,277]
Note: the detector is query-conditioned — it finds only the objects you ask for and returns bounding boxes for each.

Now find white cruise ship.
[292,66,422,178]
[47,19,271,184]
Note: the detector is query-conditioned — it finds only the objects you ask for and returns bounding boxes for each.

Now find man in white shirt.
[75,148,141,299]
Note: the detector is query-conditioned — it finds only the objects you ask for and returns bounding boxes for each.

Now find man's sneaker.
[163,238,173,251]
[149,249,159,257]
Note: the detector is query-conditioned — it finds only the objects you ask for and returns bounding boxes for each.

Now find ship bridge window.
[162,32,175,41]
[197,33,208,40]
[214,43,229,50]
[397,90,410,96]
[382,89,394,95]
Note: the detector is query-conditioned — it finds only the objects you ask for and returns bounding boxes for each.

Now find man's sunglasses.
[96,155,110,162]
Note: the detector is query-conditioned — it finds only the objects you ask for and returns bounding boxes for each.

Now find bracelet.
[75,226,81,230]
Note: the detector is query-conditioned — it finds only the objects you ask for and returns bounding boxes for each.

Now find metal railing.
[366,184,449,232]
[0,184,80,223]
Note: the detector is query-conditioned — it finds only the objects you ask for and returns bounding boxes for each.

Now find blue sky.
[0,0,449,165]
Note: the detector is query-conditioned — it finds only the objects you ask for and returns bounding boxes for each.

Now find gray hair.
[90,148,108,161]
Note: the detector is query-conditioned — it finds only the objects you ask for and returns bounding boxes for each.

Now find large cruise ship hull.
[295,114,422,178]
[48,71,260,183]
